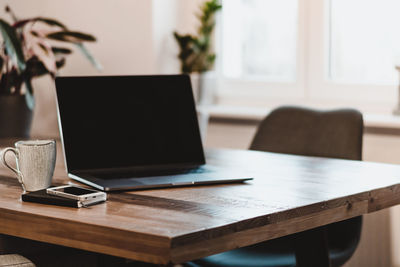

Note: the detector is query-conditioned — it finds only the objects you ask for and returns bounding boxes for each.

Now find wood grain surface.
[1,139,400,264]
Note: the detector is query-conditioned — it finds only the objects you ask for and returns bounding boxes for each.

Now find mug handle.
[1,147,26,192]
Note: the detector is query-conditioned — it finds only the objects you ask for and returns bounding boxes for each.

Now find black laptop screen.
[55,75,205,172]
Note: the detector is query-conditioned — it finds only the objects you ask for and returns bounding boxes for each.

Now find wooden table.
[1,141,400,264]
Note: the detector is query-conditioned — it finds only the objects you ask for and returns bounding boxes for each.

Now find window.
[221,0,298,82]
[218,0,400,108]
[328,0,400,84]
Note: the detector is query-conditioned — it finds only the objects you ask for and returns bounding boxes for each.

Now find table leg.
[294,227,331,267]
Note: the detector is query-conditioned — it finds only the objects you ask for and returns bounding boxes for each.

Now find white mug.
[1,140,56,192]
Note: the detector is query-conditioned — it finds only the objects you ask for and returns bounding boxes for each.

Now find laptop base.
[69,172,253,191]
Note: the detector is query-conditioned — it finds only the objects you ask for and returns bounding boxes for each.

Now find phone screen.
[55,186,96,196]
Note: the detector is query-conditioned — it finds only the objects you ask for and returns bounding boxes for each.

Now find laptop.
[55,74,253,191]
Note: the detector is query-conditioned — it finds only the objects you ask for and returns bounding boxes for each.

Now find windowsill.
[198,104,400,135]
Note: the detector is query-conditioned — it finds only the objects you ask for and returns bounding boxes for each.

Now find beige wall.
[152,0,204,74]
[1,0,156,76]
[0,0,205,138]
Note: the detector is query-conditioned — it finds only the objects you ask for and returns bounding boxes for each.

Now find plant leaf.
[31,41,57,76]
[5,5,18,23]
[24,79,35,110]
[0,19,26,72]
[75,43,102,70]
[56,58,66,69]
[46,31,96,42]
[23,29,57,76]
[51,47,72,55]
[33,17,67,29]
[25,56,49,78]
[13,19,33,29]
[13,17,67,30]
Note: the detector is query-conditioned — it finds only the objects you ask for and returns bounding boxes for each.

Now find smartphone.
[46,185,107,205]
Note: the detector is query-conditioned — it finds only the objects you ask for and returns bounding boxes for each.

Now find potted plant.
[0,6,100,138]
[174,0,221,105]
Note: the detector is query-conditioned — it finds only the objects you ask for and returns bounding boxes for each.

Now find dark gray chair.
[189,106,363,267]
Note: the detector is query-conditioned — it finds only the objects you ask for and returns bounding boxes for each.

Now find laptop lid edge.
[54,79,71,175]
[68,173,106,191]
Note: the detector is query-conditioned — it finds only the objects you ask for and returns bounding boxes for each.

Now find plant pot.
[190,71,216,106]
[0,95,33,138]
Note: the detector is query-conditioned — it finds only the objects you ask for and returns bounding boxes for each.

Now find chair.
[189,106,363,267]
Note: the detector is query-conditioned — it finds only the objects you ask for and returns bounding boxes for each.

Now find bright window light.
[329,0,400,84]
[221,0,298,82]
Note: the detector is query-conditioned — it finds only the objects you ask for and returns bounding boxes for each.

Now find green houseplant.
[173,0,221,105]
[173,0,221,73]
[0,6,99,137]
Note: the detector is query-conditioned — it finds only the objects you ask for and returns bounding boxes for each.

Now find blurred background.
[2,0,400,266]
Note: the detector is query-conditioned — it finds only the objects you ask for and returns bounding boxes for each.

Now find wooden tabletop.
[1,140,400,264]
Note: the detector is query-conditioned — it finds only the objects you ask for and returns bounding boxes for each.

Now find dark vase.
[0,95,33,138]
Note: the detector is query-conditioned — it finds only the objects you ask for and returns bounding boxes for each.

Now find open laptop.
[55,74,253,191]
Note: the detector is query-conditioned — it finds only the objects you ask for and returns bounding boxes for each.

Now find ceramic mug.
[1,140,56,192]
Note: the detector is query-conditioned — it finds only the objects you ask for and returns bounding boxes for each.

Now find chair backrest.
[250,106,364,266]
[250,106,363,160]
